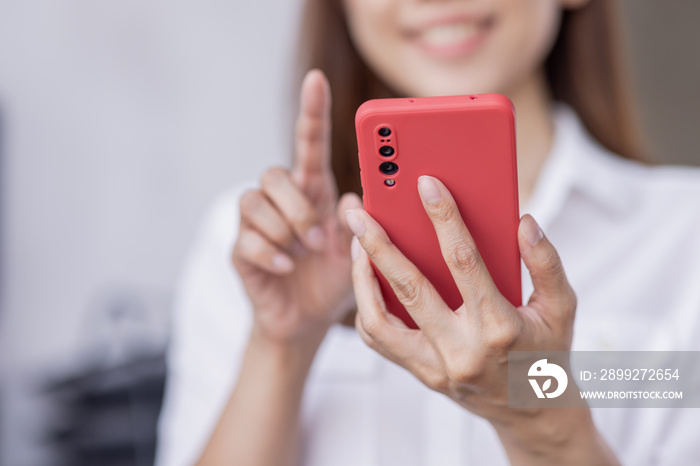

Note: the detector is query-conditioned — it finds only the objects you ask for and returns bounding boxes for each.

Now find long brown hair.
[296,0,647,196]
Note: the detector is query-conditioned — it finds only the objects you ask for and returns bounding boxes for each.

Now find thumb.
[336,192,363,246]
[519,215,576,312]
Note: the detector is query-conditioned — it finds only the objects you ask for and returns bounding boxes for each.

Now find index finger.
[292,69,332,187]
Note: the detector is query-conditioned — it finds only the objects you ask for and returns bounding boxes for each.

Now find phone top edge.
[355,93,514,127]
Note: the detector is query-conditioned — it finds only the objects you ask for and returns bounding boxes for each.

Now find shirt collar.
[524,104,635,231]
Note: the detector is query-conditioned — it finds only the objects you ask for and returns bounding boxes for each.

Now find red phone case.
[355,94,522,329]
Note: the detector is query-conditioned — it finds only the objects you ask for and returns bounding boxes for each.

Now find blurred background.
[0,1,698,465]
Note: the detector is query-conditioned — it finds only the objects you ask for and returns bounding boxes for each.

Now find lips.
[405,15,494,58]
[421,23,481,47]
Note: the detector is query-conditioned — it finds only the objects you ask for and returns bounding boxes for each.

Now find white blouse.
[155,106,700,466]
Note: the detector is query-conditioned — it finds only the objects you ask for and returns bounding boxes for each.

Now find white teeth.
[421,23,479,46]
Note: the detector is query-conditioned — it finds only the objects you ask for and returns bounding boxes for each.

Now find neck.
[504,69,555,206]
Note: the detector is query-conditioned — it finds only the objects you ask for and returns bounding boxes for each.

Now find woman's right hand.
[232,70,362,345]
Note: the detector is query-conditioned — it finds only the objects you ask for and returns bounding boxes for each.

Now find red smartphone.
[355,94,522,329]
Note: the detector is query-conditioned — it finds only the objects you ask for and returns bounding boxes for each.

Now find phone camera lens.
[378,127,391,137]
[379,146,395,157]
[379,162,398,175]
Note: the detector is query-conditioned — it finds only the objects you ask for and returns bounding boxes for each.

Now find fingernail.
[306,226,327,249]
[345,209,366,237]
[418,176,441,204]
[351,236,360,261]
[522,216,544,246]
[272,254,294,271]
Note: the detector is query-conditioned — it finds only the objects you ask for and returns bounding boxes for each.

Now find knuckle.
[430,200,460,225]
[362,240,381,258]
[358,314,381,341]
[445,361,483,385]
[232,230,256,264]
[421,368,450,392]
[260,166,289,190]
[358,330,378,351]
[239,189,262,216]
[233,229,252,252]
[447,241,482,276]
[356,318,381,351]
[241,232,269,262]
[483,319,521,350]
[540,247,565,277]
[391,273,425,309]
[288,206,316,230]
[361,232,388,258]
[268,227,294,248]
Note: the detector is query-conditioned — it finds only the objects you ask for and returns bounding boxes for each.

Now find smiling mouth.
[407,17,494,58]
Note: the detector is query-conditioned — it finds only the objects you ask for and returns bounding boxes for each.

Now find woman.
[157,0,700,465]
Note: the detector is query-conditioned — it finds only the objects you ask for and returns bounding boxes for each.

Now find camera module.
[378,127,391,137]
[379,146,395,157]
[379,161,398,175]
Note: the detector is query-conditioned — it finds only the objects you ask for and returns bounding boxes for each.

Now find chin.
[397,74,499,98]
[385,55,507,97]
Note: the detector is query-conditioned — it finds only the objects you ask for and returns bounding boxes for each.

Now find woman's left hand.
[345,175,619,465]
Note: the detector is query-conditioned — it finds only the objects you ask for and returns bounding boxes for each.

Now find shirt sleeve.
[155,183,255,466]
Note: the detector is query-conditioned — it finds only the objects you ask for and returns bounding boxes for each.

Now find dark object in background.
[43,354,166,466]
[39,287,171,466]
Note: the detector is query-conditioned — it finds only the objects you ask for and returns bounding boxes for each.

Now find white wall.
[0,1,301,464]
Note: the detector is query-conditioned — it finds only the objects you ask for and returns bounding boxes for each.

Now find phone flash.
[384,179,396,186]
